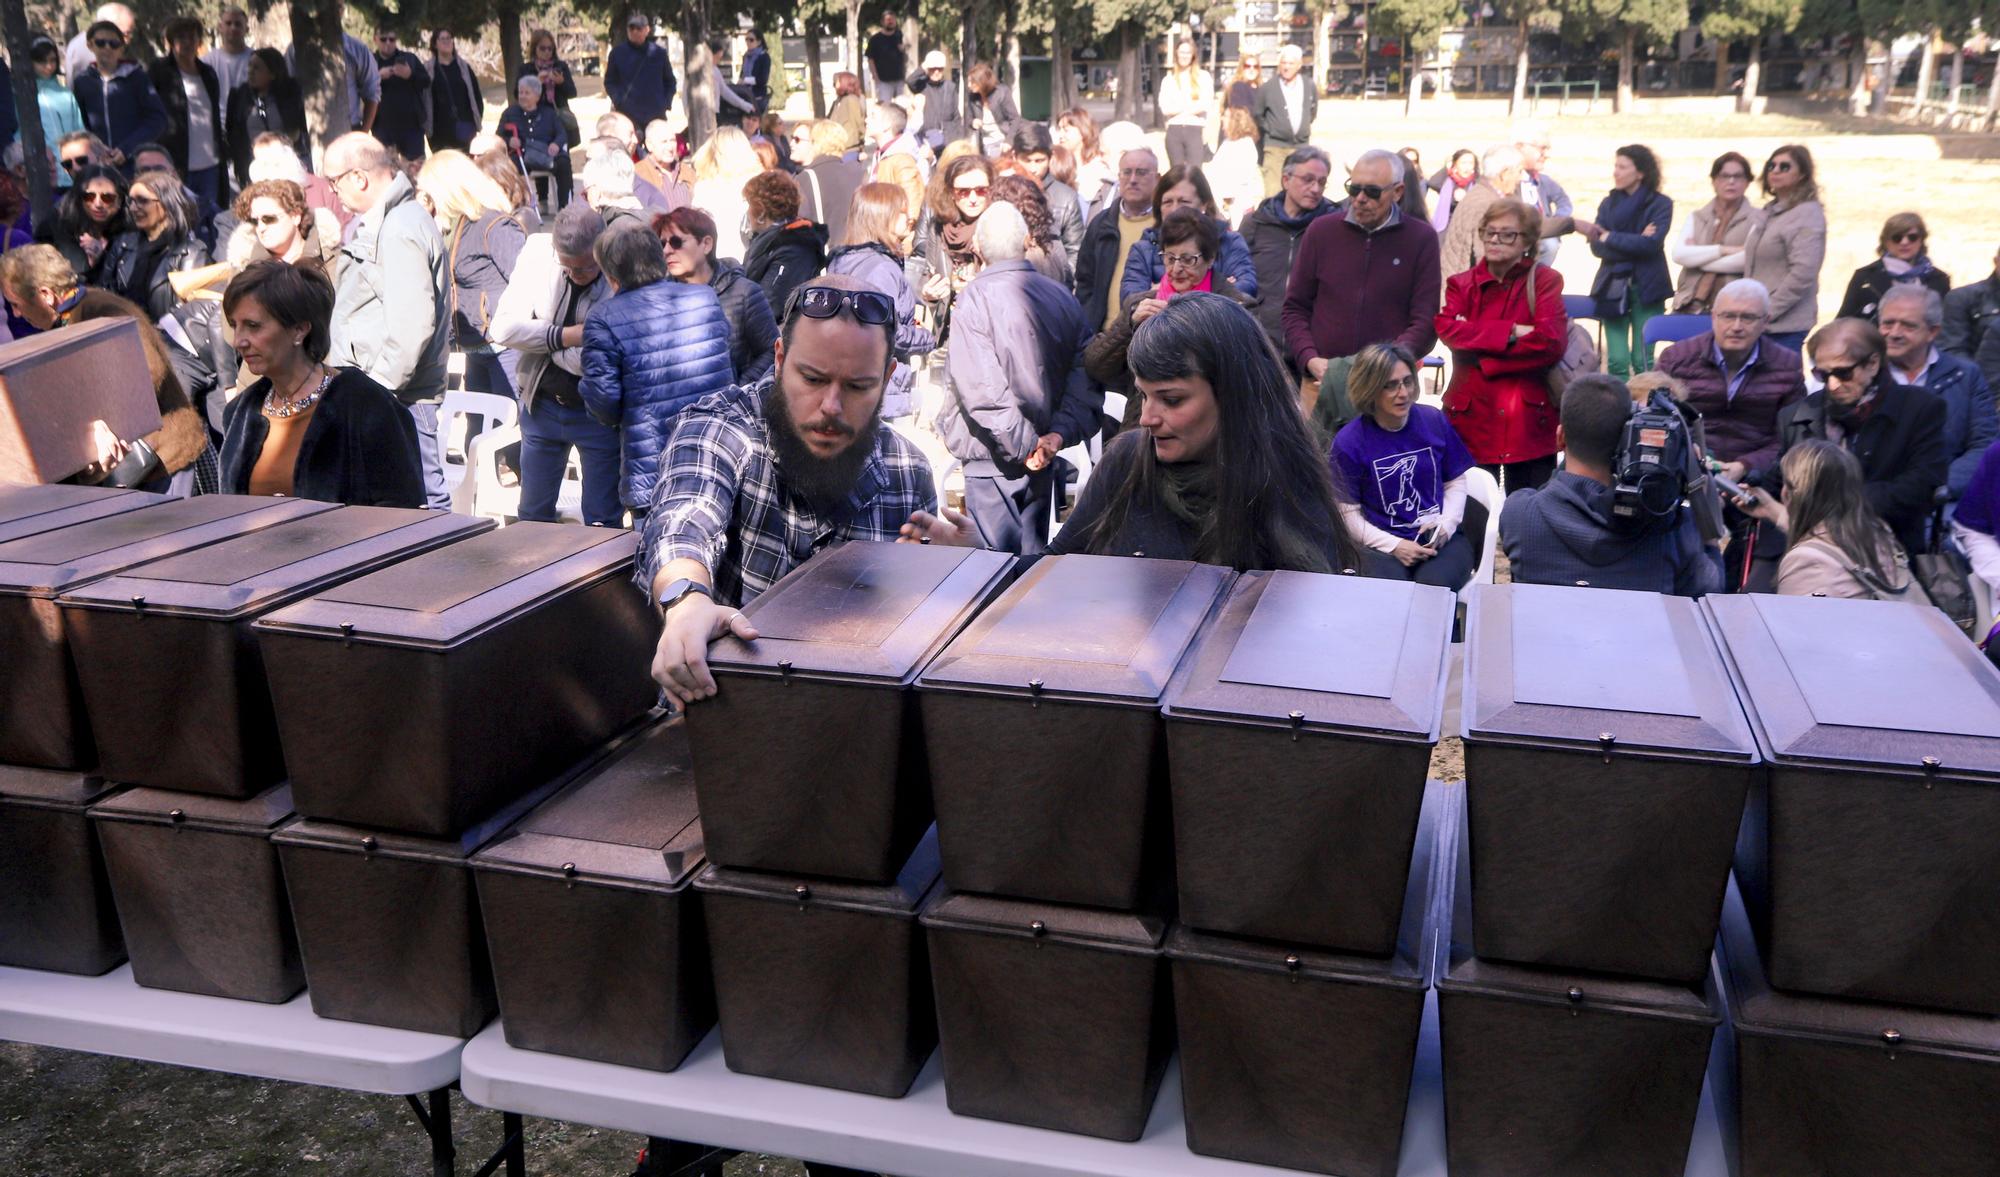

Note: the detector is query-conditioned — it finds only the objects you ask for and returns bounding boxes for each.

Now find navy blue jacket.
[581,278,735,510]
[1118,219,1259,305]
[1501,471,1721,597]
[710,261,779,386]
[605,38,677,128]
[74,60,169,160]
[1588,186,1674,317]
[219,368,424,507]
[1910,349,2000,498]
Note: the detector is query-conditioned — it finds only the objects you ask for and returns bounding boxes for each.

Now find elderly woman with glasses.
[1334,342,1480,588]
[1837,211,1952,322]
[1436,196,1569,491]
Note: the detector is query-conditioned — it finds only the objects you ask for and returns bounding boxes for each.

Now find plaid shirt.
[637,381,939,606]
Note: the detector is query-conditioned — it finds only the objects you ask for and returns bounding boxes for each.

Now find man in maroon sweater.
[1281,149,1441,385]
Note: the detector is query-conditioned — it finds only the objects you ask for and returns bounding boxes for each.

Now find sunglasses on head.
[786,286,896,326]
[1812,359,1869,384]
[1345,182,1391,200]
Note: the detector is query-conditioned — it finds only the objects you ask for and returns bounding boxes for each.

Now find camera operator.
[1501,374,1724,595]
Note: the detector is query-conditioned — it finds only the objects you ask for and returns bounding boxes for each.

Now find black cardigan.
[225,79,309,184]
[220,367,425,507]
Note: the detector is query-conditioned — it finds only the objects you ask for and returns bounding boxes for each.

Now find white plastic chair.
[1974,574,1995,638]
[441,389,519,520]
[1463,465,1504,586]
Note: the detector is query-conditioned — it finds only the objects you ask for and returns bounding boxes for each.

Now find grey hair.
[1877,282,1945,328]
[551,203,607,261]
[581,146,636,202]
[1278,44,1304,62]
[973,201,1030,263]
[872,101,908,134]
[594,220,667,289]
[1281,145,1332,178]
[1118,146,1161,174]
[1350,148,1402,177]
[1482,144,1524,176]
[325,132,393,178]
[516,75,541,97]
[1714,278,1772,315]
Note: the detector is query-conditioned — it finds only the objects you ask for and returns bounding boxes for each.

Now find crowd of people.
[3,8,1998,691]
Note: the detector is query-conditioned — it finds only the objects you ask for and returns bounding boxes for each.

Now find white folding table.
[0,964,521,1177]
[461,989,1734,1177]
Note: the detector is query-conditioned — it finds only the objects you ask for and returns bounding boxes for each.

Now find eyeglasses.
[786,286,896,326]
[1161,251,1207,267]
[1481,230,1523,244]
[1716,171,1750,182]
[1345,182,1392,200]
[663,234,689,251]
[126,194,157,208]
[83,190,119,204]
[1811,359,1871,384]
[1382,375,1417,391]
[1769,160,1796,174]
[953,185,989,199]
[93,39,122,49]
[1713,311,1766,326]
[61,157,88,172]
[328,168,365,187]
[1890,231,1925,244]
[1118,168,1155,180]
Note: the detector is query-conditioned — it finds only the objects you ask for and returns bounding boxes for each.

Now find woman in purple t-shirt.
[1332,342,1479,589]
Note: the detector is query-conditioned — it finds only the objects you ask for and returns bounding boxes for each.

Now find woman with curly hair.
[989,172,1069,287]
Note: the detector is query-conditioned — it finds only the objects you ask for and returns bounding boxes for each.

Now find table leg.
[468,1109,527,1177]
[405,1089,455,1177]
[639,1136,735,1177]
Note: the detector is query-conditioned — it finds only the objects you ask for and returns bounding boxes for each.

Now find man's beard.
[762,372,882,516]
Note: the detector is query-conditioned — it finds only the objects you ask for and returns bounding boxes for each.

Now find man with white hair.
[1513,121,1572,267]
[1878,283,1998,500]
[936,201,1100,554]
[1254,45,1318,195]
[578,139,647,225]
[66,3,136,85]
[1075,145,1161,331]
[634,119,689,211]
[323,131,450,504]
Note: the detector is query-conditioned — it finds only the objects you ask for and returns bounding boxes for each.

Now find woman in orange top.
[217,261,424,505]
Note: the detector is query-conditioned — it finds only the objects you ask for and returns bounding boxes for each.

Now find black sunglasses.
[1811,360,1870,384]
[93,38,123,49]
[1345,182,1392,200]
[61,157,87,172]
[785,286,896,326]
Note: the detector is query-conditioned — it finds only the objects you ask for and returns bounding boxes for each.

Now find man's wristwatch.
[657,578,714,612]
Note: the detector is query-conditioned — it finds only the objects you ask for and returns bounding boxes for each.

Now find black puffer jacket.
[1233,193,1337,359]
[743,220,828,319]
[708,260,780,385]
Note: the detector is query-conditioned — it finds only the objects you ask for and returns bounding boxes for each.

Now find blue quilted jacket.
[581,278,735,510]
[1117,219,1259,305]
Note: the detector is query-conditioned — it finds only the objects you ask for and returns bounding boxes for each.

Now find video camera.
[1610,391,1724,541]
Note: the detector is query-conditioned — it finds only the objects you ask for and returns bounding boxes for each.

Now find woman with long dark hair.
[1742,438,1927,602]
[914,152,993,325]
[39,163,136,283]
[1050,292,1361,571]
[224,48,307,186]
[105,167,210,319]
[1583,142,1673,379]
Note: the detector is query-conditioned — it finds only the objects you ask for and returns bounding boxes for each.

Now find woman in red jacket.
[1437,197,1569,490]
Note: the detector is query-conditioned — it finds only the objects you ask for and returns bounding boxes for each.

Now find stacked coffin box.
[1446,583,1760,1177]
[1702,594,2000,1177]
[56,505,492,1006]
[0,491,332,978]
[914,554,1229,1140]
[247,522,660,1036]
[1160,570,1457,1175]
[684,542,1014,1096]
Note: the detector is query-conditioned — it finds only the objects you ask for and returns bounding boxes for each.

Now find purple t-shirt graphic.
[1333,404,1475,539]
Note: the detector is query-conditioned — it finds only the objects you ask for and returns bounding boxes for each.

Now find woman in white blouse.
[1669,150,1759,314]
[1157,39,1215,170]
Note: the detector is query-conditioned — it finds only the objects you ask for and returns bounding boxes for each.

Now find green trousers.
[1603,299,1666,379]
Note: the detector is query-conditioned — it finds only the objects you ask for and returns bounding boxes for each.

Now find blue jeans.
[519,397,623,526]
[407,401,450,509]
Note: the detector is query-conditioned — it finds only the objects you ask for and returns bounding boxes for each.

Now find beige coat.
[1776,529,1927,603]
[1671,198,1761,312]
[1743,197,1826,334]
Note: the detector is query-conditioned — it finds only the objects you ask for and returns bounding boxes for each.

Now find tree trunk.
[1848,40,1870,115]
[1114,21,1141,123]
[1615,25,1635,113]
[1985,45,2000,129]
[1405,53,1423,115]
[681,0,713,147]
[1713,35,1728,94]
[962,4,979,133]
[1737,36,1761,113]
[903,11,920,83]
[1051,20,1074,114]
[847,0,863,75]
[1948,43,1966,114]
[291,0,352,153]
[2,0,55,227]
[1510,23,1530,114]
[498,0,523,86]
[1913,27,1938,110]
[803,24,827,118]
[1872,42,1891,115]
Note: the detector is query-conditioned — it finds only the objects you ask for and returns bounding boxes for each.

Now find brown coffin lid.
[1435,786,1719,1024]
[919,887,1169,955]
[916,554,1232,704]
[1161,569,1452,740]
[90,783,294,835]
[0,484,159,545]
[0,495,333,599]
[1716,878,2000,1060]
[0,763,120,810]
[694,825,941,917]
[1459,583,1757,763]
[58,507,492,621]
[473,718,706,892]
[708,542,1015,685]
[1703,594,2000,779]
[251,522,636,650]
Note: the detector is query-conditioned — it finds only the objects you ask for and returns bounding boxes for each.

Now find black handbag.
[1915,541,1977,634]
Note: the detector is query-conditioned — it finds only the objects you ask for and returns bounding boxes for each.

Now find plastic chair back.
[441,390,520,517]
[1463,465,1505,586]
[1642,314,1713,361]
